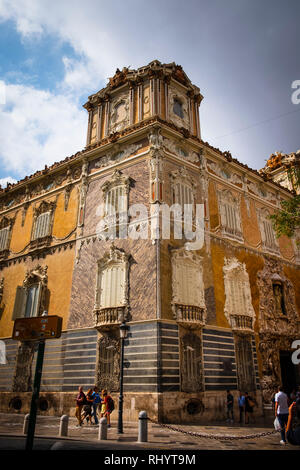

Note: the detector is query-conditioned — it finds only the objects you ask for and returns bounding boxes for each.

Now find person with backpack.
[75,386,86,427]
[100,389,114,428]
[91,386,101,425]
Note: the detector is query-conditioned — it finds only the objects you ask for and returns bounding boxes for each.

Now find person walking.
[226,390,234,423]
[82,388,94,425]
[91,386,101,425]
[238,391,246,424]
[75,386,86,427]
[100,389,114,428]
[275,385,289,445]
[245,392,255,424]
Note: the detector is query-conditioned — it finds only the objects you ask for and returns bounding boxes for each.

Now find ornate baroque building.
[0,60,299,422]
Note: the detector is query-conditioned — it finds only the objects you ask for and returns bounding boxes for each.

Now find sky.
[0,0,299,187]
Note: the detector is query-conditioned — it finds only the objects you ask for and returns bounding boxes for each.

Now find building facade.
[0,60,299,423]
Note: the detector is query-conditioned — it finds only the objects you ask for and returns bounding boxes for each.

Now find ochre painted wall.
[0,247,75,338]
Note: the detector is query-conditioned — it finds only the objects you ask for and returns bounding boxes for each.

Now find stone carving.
[168,86,189,130]
[23,265,49,316]
[234,335,256,391]
[12,342,36,392]
[257,258,300,402]
[180,332,204,392]
[163,137,200,164]
[96,332,120,392]
[94,142,143,169]
[109,92,130,134]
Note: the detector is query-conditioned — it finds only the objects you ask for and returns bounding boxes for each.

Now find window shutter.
[31,283,42,317]
[11,286,27,320]
[0,227,10,251]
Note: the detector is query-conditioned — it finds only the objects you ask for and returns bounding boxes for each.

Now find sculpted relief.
[257,258,300,403]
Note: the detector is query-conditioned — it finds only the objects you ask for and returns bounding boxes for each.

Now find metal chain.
[147,417,280,441]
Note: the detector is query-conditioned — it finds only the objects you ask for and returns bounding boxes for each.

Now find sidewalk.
[0,412,296,450]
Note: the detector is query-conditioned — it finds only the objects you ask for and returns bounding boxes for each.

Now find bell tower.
[83,60,203,147]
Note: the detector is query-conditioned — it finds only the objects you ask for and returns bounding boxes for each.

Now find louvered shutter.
[0,227,9,251]
[11,286,27,320]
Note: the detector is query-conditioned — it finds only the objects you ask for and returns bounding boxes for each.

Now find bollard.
[59,414,69,437]
[138,411,148,443]
[98,417,107,440]
[23,413,30,435]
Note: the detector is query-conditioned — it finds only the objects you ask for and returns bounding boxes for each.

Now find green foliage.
[270,195,300,241]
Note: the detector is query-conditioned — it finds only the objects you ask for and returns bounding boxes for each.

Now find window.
[95,246,129,312]
[101,170,131,239]
[173,98,184,119]
[33,212,51,239]
[0,227,10,251]
[223,258,255,331]
[31,200,56,243]
[97,263,126,309]
[0,216,14,254]
[258,208,279,253]
[173,182,194,209]
[218,190,243,241]
[11,266,48,320]
[96,334,120,392]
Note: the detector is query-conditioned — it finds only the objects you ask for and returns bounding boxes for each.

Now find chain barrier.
[147,417,280,441]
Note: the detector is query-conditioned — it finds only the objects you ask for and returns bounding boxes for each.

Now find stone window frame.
[30,200,56,246]
[94,245,130,314]
[170,168,197,216]
[217,188,243,242]
[223,257,255,333]
[257,206,280,254]
[171,248,205,309]
[11,265,48,320]
[101,170,132,239]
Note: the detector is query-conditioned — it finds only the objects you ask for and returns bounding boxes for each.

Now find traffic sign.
[12,315,62,341]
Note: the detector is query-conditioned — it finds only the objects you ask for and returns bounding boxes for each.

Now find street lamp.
[118,321,128,434]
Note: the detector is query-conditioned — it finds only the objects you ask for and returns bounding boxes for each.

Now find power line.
[212,107,300,140]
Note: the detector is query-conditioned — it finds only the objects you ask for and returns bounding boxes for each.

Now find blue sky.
[0,0,299,187]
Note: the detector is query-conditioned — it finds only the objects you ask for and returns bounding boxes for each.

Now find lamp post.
[118,321,128,434]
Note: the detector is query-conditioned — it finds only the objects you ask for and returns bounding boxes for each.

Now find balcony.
[173,304,205,330]
[94,306,127,331]
[230,314,254,333]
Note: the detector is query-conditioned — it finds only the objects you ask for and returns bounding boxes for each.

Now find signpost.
[12,315,62,451]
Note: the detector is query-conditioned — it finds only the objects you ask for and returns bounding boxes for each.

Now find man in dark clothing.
[286,399,300,446]
[226,390,234,423]
[75,386,86,427]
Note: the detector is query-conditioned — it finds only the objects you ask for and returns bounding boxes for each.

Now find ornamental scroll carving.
[96,332,120,392]
[257,258,300,403]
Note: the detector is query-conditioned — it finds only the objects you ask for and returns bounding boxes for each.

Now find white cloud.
[0,83,86,177]
[0,176,17,188]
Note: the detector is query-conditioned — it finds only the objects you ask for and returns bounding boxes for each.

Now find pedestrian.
[226,390,234,423]
[91,386,101,425]
[100,389,114,428]
[82,388,94,425]
[285,398,300,446]
[245,392,255,424]
[75,386,86,427]
[238,391,246,424]
[274,385,289,445]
